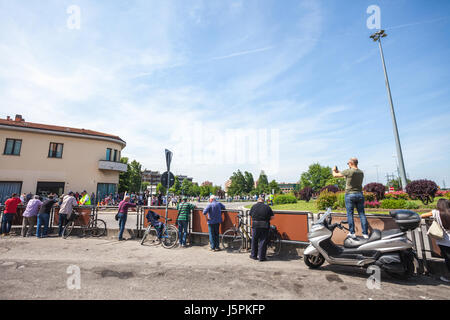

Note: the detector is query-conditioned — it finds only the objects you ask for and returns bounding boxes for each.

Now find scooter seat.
[343,229,382,248]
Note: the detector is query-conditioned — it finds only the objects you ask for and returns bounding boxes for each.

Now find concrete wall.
[0,127,124,195]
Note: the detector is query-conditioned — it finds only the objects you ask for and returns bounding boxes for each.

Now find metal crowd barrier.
[0,203,445,274]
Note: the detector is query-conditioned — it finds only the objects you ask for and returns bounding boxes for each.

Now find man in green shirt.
[332,157,369,239]
[177,197,195,247]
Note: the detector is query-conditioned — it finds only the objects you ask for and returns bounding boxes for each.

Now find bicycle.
[140,216,178,249]
[221,214,282,256]
[62,210,107,239]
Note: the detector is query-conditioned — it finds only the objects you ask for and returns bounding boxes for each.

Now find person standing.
[249,196,274,261]
[332,157,369,239]
[421,199,450,283]
[36,194,57,238]
[177,197,195,247]
[21,195,42,237]
[58,192,78,237]
[79,190,91,206]
[117,195,137,241]
[203,195,225,251]
[1,193,22,236]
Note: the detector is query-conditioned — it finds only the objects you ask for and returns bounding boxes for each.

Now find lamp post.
[370,30,408,190]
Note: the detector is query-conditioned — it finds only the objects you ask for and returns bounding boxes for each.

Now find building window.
[106,148,112,161]
[113,149,118,162]
[48,143,64,158]
[3,139,22,156]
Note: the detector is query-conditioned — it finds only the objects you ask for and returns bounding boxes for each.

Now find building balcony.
[98,160,127,172]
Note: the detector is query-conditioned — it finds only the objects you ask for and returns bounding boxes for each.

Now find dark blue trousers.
[251,228,269,261]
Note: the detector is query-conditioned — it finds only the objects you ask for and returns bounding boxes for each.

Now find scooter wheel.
[304,254,325,269]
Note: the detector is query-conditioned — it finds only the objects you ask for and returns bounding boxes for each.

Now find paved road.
[0,236,448,300]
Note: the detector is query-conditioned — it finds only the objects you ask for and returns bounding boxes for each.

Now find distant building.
[0,114,126,203]
[224,179,232,193]
[142,170,193,194]
[278,183,298,194]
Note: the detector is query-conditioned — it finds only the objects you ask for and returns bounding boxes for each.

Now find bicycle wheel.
[267,230,282,257]
[161,225,178,249]
[141,227,159,245]
[62,221,75,239]
[90,219,107,237]
[221,229,244,252]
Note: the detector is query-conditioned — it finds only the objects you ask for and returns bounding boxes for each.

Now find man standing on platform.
[249,196,274,261]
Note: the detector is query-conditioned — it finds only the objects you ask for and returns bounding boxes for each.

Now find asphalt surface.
[0,235,448,300]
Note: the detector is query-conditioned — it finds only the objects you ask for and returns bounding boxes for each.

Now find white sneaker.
[348,233,356,239]
[363,234,369,239]
[440,276,450,283]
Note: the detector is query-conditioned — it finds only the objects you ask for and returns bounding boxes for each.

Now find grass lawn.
[245,197,447,215]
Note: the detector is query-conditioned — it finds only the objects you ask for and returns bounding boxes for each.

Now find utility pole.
[370,30,408,190]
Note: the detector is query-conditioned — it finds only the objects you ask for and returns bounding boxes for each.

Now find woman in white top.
[421,198,450,282]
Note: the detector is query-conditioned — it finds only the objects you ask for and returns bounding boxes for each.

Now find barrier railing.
[0,204,445,273]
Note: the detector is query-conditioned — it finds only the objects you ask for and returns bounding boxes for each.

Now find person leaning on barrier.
[249,196,274,262]
[117,195,137,241]
[421,198,450,283]
[36,194,58,238]
[177,196,195,248]
[79,190,91,206]
[21,195,42,237]
[332,157,369,239]
[58,192,79,237]
[1,193,22,237]
[203,195,225,251]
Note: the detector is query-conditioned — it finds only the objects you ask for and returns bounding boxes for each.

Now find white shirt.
[432,209,450,247]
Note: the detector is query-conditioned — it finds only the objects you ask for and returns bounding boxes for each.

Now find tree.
[244,171,255,194]
[141,182,150,191]
[324,177,346,191]
[156,183,166,195]
[256,171,269,194]
[128,160,142,192]
[189,183,201,197]
[268,180,281,194]
[227,170,247,196]
[118,157,130,193]
[363,182,386,201]
[299,163,332,192]
[181,178,193,196]
[406,179,438,205]
[169,176,182,195]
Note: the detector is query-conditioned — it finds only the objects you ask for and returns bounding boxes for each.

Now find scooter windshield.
[316,209,331,225]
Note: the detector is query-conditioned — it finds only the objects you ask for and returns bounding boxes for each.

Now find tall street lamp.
[370,29,408,190]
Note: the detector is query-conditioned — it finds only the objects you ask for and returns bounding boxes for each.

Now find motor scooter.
[304,208,421,279]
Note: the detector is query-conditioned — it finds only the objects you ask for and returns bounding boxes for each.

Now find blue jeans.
[118,213,127,240]
[58,214,68,236]
[178,220,188,246]
[36,213,50,238]
[1,213,15,234]
[208,223,220,249]
[345,192,368,235]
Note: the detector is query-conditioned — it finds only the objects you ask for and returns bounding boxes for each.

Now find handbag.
[427,212,444,240]
[115,202,123,221]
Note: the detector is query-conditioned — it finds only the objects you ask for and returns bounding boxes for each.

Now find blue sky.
[1,0,449,188]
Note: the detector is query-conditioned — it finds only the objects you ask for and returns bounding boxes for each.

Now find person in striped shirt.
[177,197,195,247]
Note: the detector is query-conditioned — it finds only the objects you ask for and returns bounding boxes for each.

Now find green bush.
[404,201,419,209]
[336,192,346,208]
[446,193,450,200]
[273,194,297,205]
[380,199,407,209]
[316,190,337,210]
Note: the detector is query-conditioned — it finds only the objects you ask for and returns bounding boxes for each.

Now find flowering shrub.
[436,190,450,197]
[363,183,386,201]
[405,180,438,205]
[363,192,376,202]
[320,185,339,193]
[384,191,410,200]
[365,201,381,208]
[296,187,313,202]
